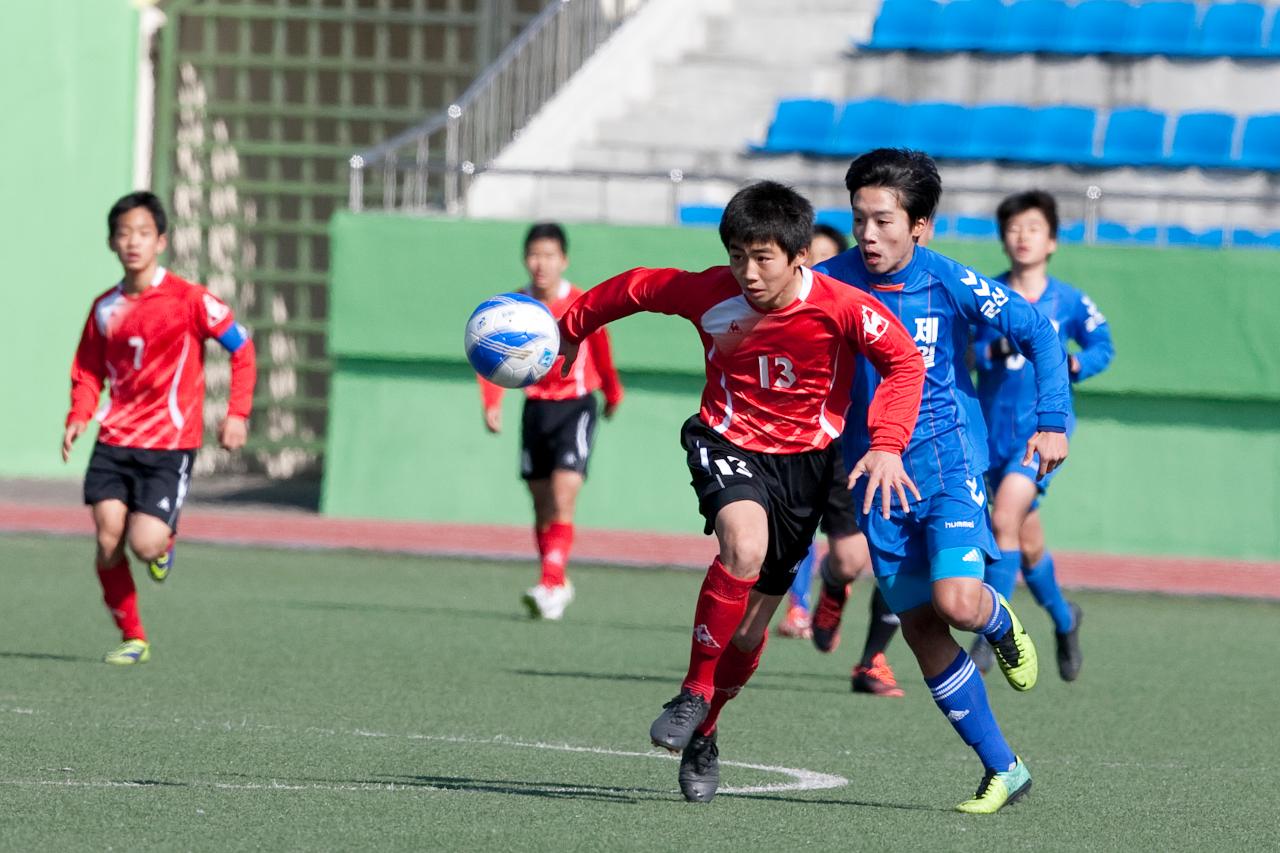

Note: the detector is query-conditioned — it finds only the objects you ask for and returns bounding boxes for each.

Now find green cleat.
[148,546,174,583]
[104,639,150,666]
[989,593,1038,692]
[955,757,1032,814]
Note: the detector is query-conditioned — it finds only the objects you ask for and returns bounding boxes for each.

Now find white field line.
[2,723,848,798]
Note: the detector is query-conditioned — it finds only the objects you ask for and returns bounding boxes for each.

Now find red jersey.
[479,281,624,410]
[67,267,257,450]
[559,265,923,455]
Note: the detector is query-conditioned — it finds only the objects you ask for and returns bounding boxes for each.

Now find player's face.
[109,207,167,274]
[728,240,807,311]
[809,233,842,265]
[851,187,928,275]
[525,238,568,294]
[1002,208,1057,269]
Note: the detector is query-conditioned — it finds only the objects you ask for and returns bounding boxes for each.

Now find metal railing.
[348,0,647,214]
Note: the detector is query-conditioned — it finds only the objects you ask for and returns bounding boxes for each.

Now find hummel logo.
[947,709,970,722]
[962,549,983,563]
[693,624,721,649]
[157,497,172,512]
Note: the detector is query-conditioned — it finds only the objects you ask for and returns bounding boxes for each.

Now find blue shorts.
[988,449,1060,512]
[855,475,999,614]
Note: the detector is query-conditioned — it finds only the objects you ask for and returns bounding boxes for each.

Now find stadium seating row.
[750,98,1280,170]
[676,204,1279,249]
[863,0,1280,58]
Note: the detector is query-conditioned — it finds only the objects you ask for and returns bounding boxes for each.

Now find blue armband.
[217,323,249,353]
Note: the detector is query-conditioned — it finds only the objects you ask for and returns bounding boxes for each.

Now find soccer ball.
[464,292,561,389]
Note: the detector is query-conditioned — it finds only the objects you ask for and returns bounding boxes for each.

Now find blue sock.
[788,543,817,611]
[979,583,1012,641]
[986,549,1020,600]
[926,650,1017,772]
[1023,552,1073,633]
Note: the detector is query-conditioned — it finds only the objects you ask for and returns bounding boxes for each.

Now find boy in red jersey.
[479,223,623,620]
[557,182,925,802]
[62,191,256,665]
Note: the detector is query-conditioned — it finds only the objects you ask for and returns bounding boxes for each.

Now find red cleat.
[851,652,905,697]
[811,582,849,653]
[776,604,813,639]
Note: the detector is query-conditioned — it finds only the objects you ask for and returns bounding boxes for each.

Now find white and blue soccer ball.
[464,292,561,388]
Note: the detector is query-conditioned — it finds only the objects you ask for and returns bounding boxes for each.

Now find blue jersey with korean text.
[815,245,1071,499]
[973,274,1113,470]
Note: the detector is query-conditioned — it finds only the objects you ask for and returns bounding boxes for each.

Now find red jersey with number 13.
[67,268,257,450]
[558,265,924,455]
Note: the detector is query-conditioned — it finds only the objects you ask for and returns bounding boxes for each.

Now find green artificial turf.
[1,534,1277,851]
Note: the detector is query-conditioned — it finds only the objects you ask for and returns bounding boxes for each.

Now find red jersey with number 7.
[558,265,924,455]
[67,267,257,450]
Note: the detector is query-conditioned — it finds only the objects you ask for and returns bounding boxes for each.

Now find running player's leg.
[833,530,903,696]
[84,444,149,662]
[987,472,1038,601]
[129,448,191,582]
[777,541,816,638]
[1020,509,1082,680]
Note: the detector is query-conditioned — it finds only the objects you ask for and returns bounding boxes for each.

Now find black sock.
[860,587,900,667]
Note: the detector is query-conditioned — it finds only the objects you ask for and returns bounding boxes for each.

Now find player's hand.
[483,407,502,433]
[1023,431,1068,479]
[1068,355,1081,377]
[848,450,921,519]
[603,400,619,419]
[558,339,580,378]
[61,421,87,462]
[219,415,249,451]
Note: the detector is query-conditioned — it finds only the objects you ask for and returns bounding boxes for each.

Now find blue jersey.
[815,245,1070,499]
[973,274,1114,470]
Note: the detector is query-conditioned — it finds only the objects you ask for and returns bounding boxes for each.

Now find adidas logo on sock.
[947,709,970,722]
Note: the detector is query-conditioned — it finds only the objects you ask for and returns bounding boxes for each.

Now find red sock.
[540,521,573,587]
[97,558,145,641]
[681,557,755,701]
[697,633,768,736]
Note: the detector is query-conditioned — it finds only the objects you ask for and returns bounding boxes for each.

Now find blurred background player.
[557,181,925,803]
[783,223,908,698]
[63,191,256,665]
[479,223,623,620]
[816,149,1071,813]
[970,190,1114,681]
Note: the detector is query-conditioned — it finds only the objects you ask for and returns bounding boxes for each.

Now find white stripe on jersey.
[167,338,190,430]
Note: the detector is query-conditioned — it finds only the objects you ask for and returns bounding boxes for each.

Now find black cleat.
[679,731,720,803]
[650,691,709,752]
[969,634,995,674]
[1055,602,1084,682]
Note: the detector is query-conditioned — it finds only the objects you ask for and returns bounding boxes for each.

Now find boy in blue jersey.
[815,148,1072,814]
[969,191,1114,682]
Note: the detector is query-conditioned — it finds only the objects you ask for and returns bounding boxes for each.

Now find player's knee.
[827,546,867,582]
[990,505,1022,539]
[95,527,125,561]
[127,530,168,563]
[719,539,766,579]
[931,584,985,629]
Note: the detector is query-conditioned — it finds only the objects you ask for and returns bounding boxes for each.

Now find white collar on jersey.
[524,279,571,300]
[115,266,167,292]
[797,265,813,302]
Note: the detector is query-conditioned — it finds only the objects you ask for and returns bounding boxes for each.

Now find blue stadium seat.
[1059,0,1136,54]
[1267,8,1280,56]
[1231,228,1280,248]
[955,216,998,239]
[678,205,723,227]
[1128,1,1198,55]
[1095,220,1132,243]
[1194,2,1266,57]
[967,104,1036,161]
[899,102,974,159]
[931,215,953,238]
[991,0,1070,53]
[862,0,942,50]
[1197,228,1226,248]
[931,0,1008,51]
[1098,108,1168,166]
[1238,113,1280,170]
[1058,220,1086,243]
[751,99,838,154]
[1025,106,1097,164]
[1166,111,1237,168]
[821,99,907,157]
[815,208,854,235]
[1165,225,1201,245]
[1132,225,1161,245]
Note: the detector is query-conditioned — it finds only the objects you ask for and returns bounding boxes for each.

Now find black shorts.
[521,396,598,481]
[818,442,861,538]
[680,416,833,596]
[83,442,195,532]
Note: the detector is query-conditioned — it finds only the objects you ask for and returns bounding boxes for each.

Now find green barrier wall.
[325,213,1280,560]
[0,1,139,478]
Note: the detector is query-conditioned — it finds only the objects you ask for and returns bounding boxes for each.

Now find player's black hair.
[718,180,815,260]
[811,222,849,253]
[996,190,1059,239]
[524,222,568,254]
[843,148,942,226]
[108,191,168,238]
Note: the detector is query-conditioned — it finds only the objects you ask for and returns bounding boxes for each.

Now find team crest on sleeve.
[861,305,890,342]
[203,294,230,326]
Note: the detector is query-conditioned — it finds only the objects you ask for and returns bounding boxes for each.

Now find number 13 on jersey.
[757,355,796,389]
